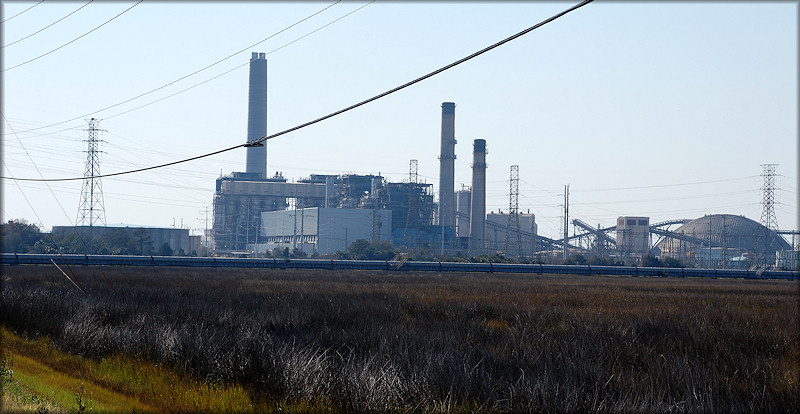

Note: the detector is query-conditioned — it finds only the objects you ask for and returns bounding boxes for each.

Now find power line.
[1,112,84,237]
[4,1,344,134]
[95,2,373,122]
[2,0,594,183]
[2,1,93,49]
[571,176,756,192]
[2,0,142,72]
[1,0,44,24]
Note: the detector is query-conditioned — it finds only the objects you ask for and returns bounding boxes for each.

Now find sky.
[2,1,797,243]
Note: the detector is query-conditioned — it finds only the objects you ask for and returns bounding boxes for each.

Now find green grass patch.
[2,328,253,412]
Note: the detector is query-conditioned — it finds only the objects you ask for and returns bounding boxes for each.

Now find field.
[1,265,798,412]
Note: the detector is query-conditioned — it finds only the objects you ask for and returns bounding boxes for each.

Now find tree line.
[1,219,176,255]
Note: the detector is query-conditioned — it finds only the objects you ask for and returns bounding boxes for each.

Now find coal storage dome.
[655,214,791,253]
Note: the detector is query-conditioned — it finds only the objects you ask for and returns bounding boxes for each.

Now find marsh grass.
[1,265,798,412]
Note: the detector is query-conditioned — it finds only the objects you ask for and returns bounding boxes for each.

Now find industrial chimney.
[245,52,267,178]
[469,139,487,253]
[438,102,456,233]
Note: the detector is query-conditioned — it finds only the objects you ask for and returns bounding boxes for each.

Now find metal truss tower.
[757,164,778,266]
[504,165,522,257]
[405,159,419,247]
[759,164,778,231]
[77,118,107,228]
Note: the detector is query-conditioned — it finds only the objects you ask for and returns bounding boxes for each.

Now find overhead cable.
[103,1,373,122]
[2,1,93,49]
[2,0,142,72]
[1,0,44,24]
[2,0,594,182]
[5,1,343,134]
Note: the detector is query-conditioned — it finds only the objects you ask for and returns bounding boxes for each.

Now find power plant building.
[51,226,201,256]
[485,212,538,255]
[616,216,651,258]
[258,207,392,256]
[655,214,792,268]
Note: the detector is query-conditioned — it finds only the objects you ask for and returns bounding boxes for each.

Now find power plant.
[209,52,798,269]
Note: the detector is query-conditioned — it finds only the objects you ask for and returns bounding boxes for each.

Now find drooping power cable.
[2,0,594,182]
[2,1,142,72]
[2,1,93,49]
[4,1,344,134]
[1,0,44,24]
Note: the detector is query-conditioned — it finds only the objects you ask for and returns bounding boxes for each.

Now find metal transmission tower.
[504,165,522,257]
[404,159,419,247]
[76,118,107,254]
[77,118,107,227]
[757,164,779,266]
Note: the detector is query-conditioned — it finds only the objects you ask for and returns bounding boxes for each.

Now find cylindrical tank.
[438,102,456,230]
[469,139,487,253]
[245,52,267,178]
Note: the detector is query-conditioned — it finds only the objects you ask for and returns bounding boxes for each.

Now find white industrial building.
[485,212,538,254]
[616,216,651,258]
[256,208,392,256]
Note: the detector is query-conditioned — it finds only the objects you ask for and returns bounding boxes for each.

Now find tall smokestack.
[469,139,486,253]
[245,52,267,178]
[438,102,456,232]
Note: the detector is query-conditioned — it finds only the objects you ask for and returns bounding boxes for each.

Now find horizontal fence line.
[2,253,797,280]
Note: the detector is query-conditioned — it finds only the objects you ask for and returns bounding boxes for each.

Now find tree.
[370,240,396,260]
[1,219,43,253]
[98,228,133,255]
[661,257,685,268]
[158,242,173,256]
[346,239,373,260]
[131,228,154,255]
[642,255,663,267]
[563,254,587,265]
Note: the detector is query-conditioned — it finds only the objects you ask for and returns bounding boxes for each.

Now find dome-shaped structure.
[655,214,791,266]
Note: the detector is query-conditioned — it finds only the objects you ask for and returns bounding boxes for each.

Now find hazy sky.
[2,1,797,242]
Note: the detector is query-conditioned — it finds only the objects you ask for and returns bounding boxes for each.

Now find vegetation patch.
[2,265,798,412]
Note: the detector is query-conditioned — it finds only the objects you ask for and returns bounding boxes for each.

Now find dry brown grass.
[2,265,798,412]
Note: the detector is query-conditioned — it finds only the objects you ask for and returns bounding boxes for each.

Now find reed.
[1,265,797,412]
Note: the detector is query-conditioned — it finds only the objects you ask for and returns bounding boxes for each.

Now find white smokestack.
[469,139,486,253]
[438,102,456,230]
[245,52,267,178]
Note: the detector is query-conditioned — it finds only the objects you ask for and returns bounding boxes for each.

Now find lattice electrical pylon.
[756,164,778,267]
[504,165,523,258]
[76,118,107,228]
[404,159,419,247]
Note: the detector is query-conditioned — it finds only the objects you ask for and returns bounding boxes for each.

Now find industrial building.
[616,216,651,258]
[212,52,444,254]
[257,207,392,256]
[485,212,538,255]
[210,52,797,269]
[654,214,792,268]
[51,225,201,256]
